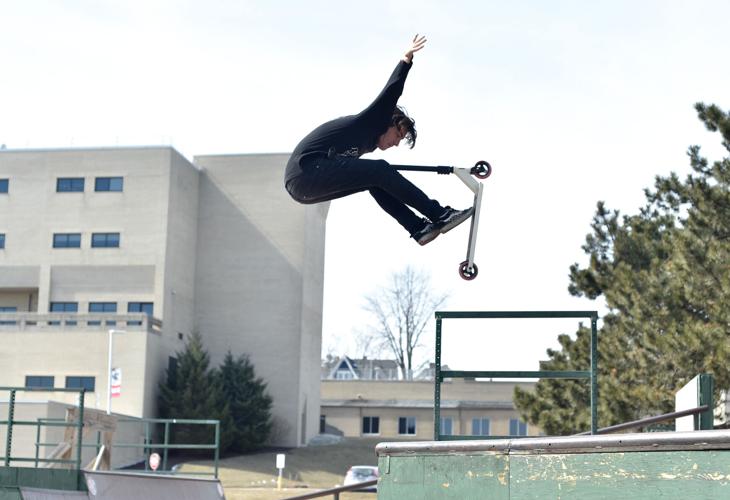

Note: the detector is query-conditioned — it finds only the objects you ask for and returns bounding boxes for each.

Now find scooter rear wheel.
[459,261,478,280]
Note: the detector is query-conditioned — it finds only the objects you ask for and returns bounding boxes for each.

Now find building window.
[0,233,5,249]
[398,417,416,436]
[335,370,354,380]
[95,177,124,192]
[472,417,490,436]
[91,233,120,248]
[25,376,54,389]
[320,415,326,434]
[56,178,85,192]
[362,416,380,435]
[53,233,81,248]
[440,417,453,436]
[50,302,78,326]
[128,302,153,326]
[0,179,8,193]
[0,306,17,325]
[88,302,117,326]
[65,376,95,392]
[510,419,528,436]
[167,357,178,386]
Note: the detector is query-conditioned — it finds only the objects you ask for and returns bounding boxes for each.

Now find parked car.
[343,465,379,491]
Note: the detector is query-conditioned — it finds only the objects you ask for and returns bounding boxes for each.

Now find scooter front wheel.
[471,161,492,179]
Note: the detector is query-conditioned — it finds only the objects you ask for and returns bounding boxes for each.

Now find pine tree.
[158,332,235,453]
[218,352,273,452]
[515,103,730,434]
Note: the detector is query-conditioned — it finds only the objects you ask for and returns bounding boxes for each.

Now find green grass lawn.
[177,438,389,500]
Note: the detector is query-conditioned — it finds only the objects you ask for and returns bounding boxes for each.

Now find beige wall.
[322,378,537,401]
[193,153,328,447]
[0,290,36,311]
[0,326,161,417]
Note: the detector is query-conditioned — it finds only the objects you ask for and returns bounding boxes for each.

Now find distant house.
[323,355,401,380]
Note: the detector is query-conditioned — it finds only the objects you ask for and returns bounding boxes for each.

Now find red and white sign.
[149,452,161,471]
[110,368,122,398]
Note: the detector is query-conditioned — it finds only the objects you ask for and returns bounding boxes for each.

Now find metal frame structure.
[2,387,221,487]
[433,310,599,440]
[114,417,221,477]
[2,387,87,489]
[393,161,490,280]
[32,416,221,478]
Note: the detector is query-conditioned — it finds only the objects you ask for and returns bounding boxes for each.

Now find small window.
[50,302,78,326]
[26,376,55,389]
[0,233,5,249]
[167,356,178,386]
[95,177,124,192]
[53,233,81,248]
[362,416,380,435]
[56,178,85,192]
[91,233,120,248]
[398,416,416,435]
[88,302,117,326]
[509,419,528,436]
[0,306,17,325]
[440,417,453,436]
[128,301,153,326]
[472,417,490,436]
[65,376,95,392]
[50,302,78,313]
[0,179,8,193]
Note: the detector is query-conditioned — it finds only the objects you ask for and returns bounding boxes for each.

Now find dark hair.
[392,105,417,148]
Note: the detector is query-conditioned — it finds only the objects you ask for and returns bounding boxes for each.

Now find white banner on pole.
[111,367,122,398]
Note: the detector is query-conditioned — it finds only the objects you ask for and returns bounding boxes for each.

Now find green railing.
[1,386,87,489]
[115,417,221,478]
[2,387,220,481]
[30,417,221,478]
[433,311,599,440]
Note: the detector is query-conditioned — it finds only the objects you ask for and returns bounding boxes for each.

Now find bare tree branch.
[363,266,448,379]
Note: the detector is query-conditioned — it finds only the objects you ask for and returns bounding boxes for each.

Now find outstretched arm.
[402,34,427,64]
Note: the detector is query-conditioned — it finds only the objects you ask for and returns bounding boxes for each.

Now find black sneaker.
[435,206,474,234]
[411,220,441,246]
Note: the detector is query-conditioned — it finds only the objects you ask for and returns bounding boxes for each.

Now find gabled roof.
[327,355,359,379]
[325,355,402,380]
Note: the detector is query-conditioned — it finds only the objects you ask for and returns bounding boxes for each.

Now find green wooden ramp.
[376,430,730,499]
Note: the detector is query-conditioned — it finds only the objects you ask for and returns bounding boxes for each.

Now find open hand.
[402,34,427,64]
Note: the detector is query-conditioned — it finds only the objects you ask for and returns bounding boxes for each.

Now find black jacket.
[285,60,412,183]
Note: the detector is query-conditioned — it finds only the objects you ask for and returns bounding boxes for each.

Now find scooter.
[392,160,491,280]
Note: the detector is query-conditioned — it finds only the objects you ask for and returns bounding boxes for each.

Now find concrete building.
[320,379,542,439]
[0,147,327,448]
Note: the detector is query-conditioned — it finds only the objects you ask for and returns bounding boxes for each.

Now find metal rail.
[574,405,710,436]
[282,479,378,500]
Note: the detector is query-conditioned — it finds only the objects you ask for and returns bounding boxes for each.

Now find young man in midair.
[285,35,472,246]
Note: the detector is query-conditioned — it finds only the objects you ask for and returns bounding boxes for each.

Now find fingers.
[403,34,427,63]
[411,34,427,51]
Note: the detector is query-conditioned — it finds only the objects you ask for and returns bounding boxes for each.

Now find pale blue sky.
[2,1,729,370]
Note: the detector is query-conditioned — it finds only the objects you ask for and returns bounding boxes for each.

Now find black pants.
[285,156,445,235]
